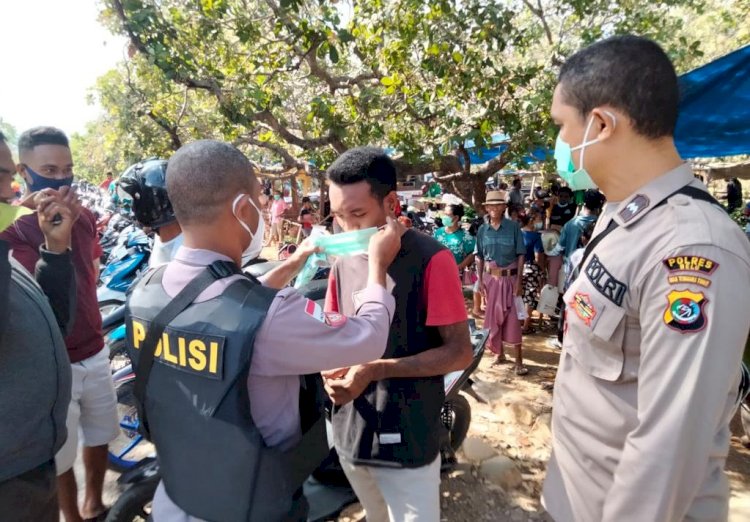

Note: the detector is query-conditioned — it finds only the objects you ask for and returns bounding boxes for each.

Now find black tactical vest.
[126,267,327,521]
[330,230,446,467]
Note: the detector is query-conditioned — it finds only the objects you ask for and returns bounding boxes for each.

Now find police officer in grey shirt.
[542,36,750,522]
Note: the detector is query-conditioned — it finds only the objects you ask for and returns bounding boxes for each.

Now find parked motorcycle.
[98,228,152,316]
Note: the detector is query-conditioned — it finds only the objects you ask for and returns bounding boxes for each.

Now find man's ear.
[17,164,31,185]
[385,191,399,217]
[590,108,618,141]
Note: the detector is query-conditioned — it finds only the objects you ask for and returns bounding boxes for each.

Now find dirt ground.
[335,318,750,522]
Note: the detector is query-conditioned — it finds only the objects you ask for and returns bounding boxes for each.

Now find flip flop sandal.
[515,365,529,376]
[492,356,511,366]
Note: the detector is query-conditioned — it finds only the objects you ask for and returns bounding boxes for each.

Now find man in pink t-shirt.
[270,191,287,244]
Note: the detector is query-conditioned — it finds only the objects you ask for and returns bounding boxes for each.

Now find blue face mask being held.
[24,165,73,192]
[554,111,616,191]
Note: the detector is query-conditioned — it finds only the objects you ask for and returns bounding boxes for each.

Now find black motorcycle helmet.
[117,158,175,229]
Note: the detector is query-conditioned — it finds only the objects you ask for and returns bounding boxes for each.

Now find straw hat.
[483,190,508,205]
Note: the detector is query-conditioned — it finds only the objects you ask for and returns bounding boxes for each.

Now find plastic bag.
[293,227,378,289]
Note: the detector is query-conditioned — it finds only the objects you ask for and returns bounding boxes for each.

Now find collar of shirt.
[610,163,695,229]
[172,246,233,267]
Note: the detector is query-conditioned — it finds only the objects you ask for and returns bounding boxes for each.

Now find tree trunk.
[291,174,299,213]
[471,175,490,214]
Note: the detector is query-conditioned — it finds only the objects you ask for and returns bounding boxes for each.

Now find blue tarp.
[459,45,750,164]
[675,44,750,159]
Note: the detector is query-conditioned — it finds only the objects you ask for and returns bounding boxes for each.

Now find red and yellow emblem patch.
[663,289,707,333]
[570,292,596,326]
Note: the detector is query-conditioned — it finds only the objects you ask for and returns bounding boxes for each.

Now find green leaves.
[92,0,733,185]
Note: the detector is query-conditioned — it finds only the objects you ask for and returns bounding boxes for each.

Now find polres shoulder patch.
[663,256,718,274]
[619,194,650,222]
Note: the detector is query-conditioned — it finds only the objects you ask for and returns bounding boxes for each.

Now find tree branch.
[234,135,306,170]
[522,0,554,46]
[264,0,380,93]
[146,110,182,151]
[393,154,463,179]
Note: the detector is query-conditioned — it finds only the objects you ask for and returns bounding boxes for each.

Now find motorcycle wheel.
[442,393,471,451]
[109,339,131,373]
[108,381,154,473]
[99,299,124,319]
[105,479,158,522]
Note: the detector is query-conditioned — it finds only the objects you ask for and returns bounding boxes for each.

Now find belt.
[485,267,518,277]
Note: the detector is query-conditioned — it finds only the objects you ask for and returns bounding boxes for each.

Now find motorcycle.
[105,316,488,522]
[98,228,152,316]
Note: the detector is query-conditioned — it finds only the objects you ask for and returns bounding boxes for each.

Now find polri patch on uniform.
[305,299,326,323]
[663,289,707,333]
[618,194,650,222]
[585,254,627,306]
[324,312,347,328]
[570,292,596,327]
[662,256,718,274]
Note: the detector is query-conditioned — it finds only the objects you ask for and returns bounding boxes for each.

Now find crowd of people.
[1,34,750,522]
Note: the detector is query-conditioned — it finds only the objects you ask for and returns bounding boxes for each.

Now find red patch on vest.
[324,312,347,328]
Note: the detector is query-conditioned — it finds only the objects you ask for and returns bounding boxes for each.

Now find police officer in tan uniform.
[542,35,750,522]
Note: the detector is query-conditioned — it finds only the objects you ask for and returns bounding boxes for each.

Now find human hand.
[287,238,322,270]
[322,364,377,406]
[37,187,81,253]
[321,367,350,380]
[368,217,404,270]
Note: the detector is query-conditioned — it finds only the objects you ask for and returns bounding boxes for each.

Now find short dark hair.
[448,204,465,219]
[326,147,397,201]
[512,178,521,188]
[583,189,606,212]
[18,126,69,154]
[558,35,678,138]
[558,187,574,197]
[302,196,311,204]
[0,130,5,143]
[166,140,254,225]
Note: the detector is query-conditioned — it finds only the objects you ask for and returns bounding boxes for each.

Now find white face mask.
[232,193,265,261]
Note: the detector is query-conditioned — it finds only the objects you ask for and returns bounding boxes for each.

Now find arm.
[601,246,750,521]
[324,250,472,404]
[0,241,9,341]
[550,224,567,257]
[259,241,319,290]
[475,225,485,286]
[36,248,76,335]
[371,321,472,380]
[458,234,476,270]
[515,225,525,295]
[457,253,474,271]
[34,187,79,333]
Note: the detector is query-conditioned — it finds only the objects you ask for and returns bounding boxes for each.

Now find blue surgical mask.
[24,165,73,192]
[554,111,616,191]
[534,221,543,231]
[442,216,454,228]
